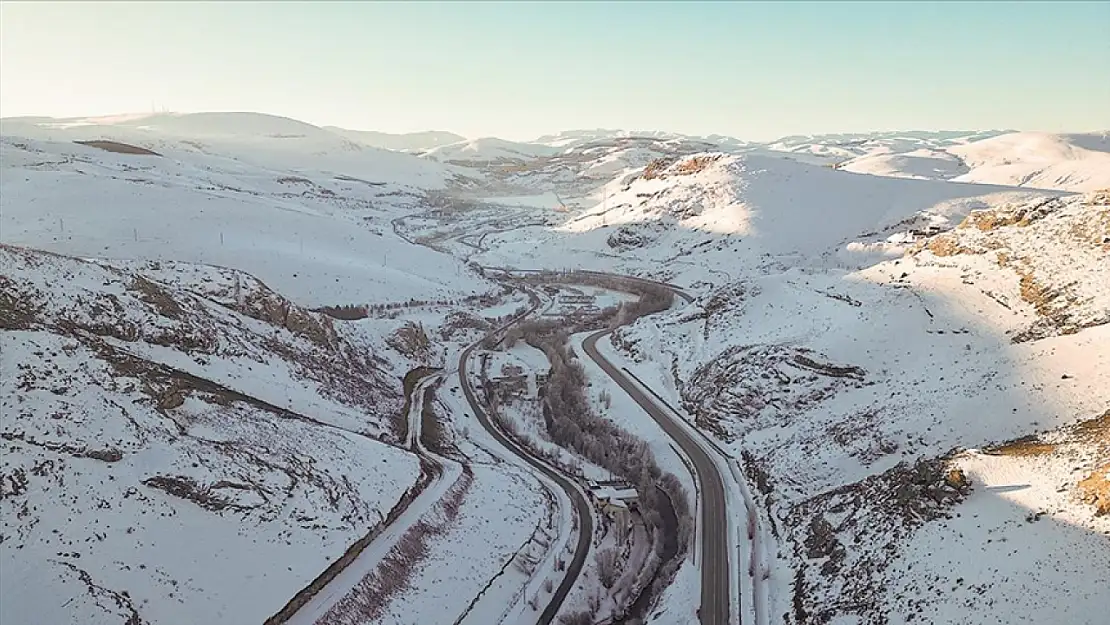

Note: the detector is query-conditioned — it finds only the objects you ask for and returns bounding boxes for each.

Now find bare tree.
[588,592,602,614]
[595,547,621,589]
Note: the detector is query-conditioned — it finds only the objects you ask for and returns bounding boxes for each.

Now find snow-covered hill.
[324,128,466,153]
[599,189,1110,625]
[1,113,452,188]
[439,135,740,202]
[532,128,750,151]
[4,112,348,147]
[428,127,1106,202]
[947,131,1110,192]
[4,108,1106,625]
[0,133,492,307]
[0,244,431,625]
[838,148,970,180]
[472,151,1059,280]
[766,130,1010,162]
[577,152,1048,244]
[839,131,1110,192]
[421,137,562,164]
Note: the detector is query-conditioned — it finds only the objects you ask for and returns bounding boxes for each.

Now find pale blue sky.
[1,1,1107,141]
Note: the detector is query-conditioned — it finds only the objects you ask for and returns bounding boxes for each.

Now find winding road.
[396,197,738,623]
[456,290,595,625]
[492,266,734,624]
[576,278,733,625]
[479,266,735,624]
[281,371,457,625]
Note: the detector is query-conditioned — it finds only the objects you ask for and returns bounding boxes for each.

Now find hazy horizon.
[0,108,1071,145]
[2,1,1108,142]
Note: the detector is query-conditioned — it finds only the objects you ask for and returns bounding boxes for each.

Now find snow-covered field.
[432,380,582,625]
[4,109,1107,625]
[369,464,549,625]
[0,119,493,307]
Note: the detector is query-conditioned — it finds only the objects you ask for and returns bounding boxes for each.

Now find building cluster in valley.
[587,479,639,530]
[486,362,544,403]
[540,289,601,318]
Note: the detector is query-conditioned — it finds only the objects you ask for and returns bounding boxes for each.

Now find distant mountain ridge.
[4,113,1105,193]
[324,127,465,152]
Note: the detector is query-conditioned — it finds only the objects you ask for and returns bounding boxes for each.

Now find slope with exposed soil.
[607,191,1110,624]
[0,245,432,625]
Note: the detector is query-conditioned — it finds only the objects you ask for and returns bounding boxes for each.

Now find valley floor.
[3,115,1108,625]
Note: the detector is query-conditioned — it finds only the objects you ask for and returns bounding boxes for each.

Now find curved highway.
[575,276,732,625]
[483,266,733,623]
[457,291,595,625]
[399,200,734,624]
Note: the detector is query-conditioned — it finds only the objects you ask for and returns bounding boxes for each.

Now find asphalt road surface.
[460,268,730,624]
[456,294,594,625]
[581,283,732,625]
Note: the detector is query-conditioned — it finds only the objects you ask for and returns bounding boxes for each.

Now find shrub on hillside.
[314,304,369,320]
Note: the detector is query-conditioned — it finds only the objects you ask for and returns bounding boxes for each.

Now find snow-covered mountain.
[766,129,1010,156]
[420,137,562,164]
[841,131,1110,192]
[410,127,1106,200]
[837,148,970,180]
[412,133,1109,625]
[434,135,740,202]
[0,113,453,188]
[947,131,1110,191]
[0,131,490,307]
[532,128,750,151]
[324,128,465,153]
[3,109,1107,625]
[0,243,435,625]
[474,150,1061,276]
[603,189,1110,625]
